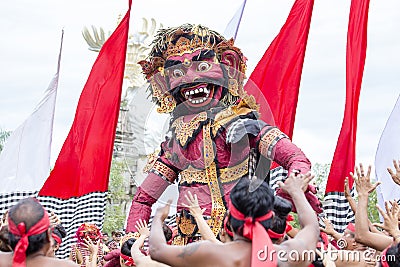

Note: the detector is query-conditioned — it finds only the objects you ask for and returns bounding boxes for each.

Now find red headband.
[228,201,276,267]
[8,210,50,267]
[346,223,355,233]
[120,253,136,266]
[266,214,293,239]
[51,233,62,245]
[380,246,390,267]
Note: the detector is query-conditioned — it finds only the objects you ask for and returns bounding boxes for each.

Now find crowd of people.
[0,160,399,266]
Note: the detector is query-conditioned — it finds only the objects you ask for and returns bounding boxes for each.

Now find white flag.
[375,93,400,208]
[0,31,63,193]
[223,0,247,40]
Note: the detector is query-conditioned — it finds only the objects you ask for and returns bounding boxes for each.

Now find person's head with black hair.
[120,238,136,256]
[45,223,67,258]
[120,237,137,267]
[102,232,109,244]
[269,196,292,244]
[111,230,123,245]
[8,197,52,264]
[380,243,400,267]
[229,177,275,237]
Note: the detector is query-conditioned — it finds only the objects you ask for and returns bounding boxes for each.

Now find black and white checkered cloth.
[0,191,107,259]
[38,192,107,258]
[269,166,288,190]
[268,166,355,233]
[322,189,355,233]
[148,213,177,229]
[0,191,39,216]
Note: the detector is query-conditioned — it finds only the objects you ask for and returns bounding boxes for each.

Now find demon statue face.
[139,24,248,115]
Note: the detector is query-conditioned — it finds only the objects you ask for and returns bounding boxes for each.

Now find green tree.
[0,129,11,152]
[103,160,131,234]
[366,189,379,223]
[312,163,331,201]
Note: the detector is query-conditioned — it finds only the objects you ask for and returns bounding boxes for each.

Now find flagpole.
[233,0,247,40]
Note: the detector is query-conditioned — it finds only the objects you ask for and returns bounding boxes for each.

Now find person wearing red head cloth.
[70,223,104,267]
[0,197,78,267]
[126,23,321,245]
[147,172,319,267]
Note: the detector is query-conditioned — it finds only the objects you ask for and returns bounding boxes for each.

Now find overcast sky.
[0,0,399,169]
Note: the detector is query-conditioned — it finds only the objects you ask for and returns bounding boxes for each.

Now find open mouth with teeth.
[180,83,214,107]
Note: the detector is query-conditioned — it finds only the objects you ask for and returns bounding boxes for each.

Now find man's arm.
[149,201,221,267]
[275,172,319,266]
[353,164,392,250]
[344,177,357,214]
[131,219,149,261]
[182,192,221,244]
[345,177,383,235]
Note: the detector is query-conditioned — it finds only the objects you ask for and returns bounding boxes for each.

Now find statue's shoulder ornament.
[212,95,259,136]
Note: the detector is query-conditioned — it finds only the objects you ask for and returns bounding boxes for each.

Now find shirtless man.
[148,172,319,267]
[0,197,78,267]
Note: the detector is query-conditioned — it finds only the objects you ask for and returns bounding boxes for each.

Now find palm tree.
[0,129,11,152]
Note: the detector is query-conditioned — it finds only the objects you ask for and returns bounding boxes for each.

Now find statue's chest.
[168,110,255,170]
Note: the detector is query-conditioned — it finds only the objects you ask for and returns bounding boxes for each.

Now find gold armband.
[259,128,287,159]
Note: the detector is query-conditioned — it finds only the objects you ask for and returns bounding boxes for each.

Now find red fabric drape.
[39,0,132,198]
[245,0,314,138]
[325,0,370,193]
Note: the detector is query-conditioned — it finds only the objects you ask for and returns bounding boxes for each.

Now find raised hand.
[352,163,380,196]
[82,237,100,255]
[82,238,100,267]
[373,201,400,240]
[387,159,400,186]
[0,211,7,229]
[344,177,352,198]
[278,171,314,196]
[49,211,61,227]
[182,191,206,218]
[135,219,150,237]
[319,218,335,236]
[154,199,172,221]
[1,211,8,228]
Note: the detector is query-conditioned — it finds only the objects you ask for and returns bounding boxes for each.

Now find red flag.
[39,0,132,199]
[245,0,314,138]
[325,0,369,193]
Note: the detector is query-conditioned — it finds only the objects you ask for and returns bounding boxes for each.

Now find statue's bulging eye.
[197,62,211,72]
[173,69,185,78]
